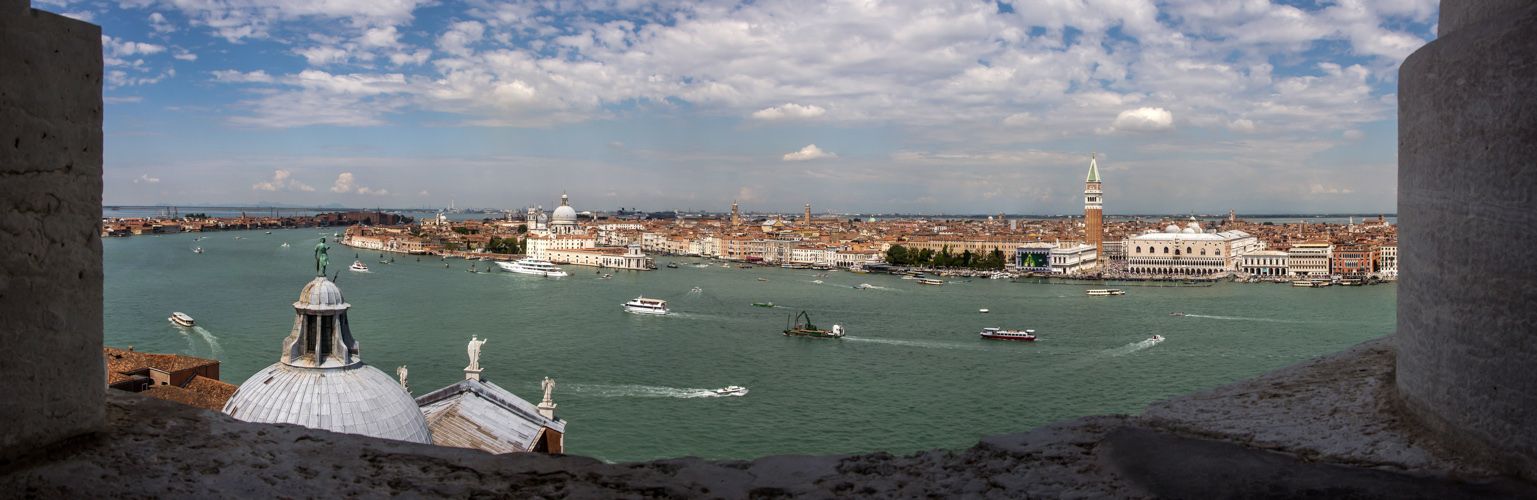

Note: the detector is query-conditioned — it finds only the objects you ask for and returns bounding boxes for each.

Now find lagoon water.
[105,229,1395,462]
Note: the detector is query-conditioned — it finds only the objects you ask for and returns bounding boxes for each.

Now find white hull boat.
[349,261,369,272]
[623,296,669,315]
[495,258,569,277]
[169,312,195,327]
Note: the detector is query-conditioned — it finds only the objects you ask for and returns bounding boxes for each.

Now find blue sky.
[51,0,1436,214]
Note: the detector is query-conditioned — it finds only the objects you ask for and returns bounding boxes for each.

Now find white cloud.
[134,174,160,183]
[61,11,94,22]
[1343,129,1364,139]
[751,103,826,121]
[358,187,390,195]
[418,190,429,196]
[330,172,356,193]
[211,70,276,83]
[608,142,624,148]
[1111,107,1175,133]
[173,51,197,61]
[252,170,314,191]
[438,21,484,57]
[783,144,836,161]
[1229,118,1256,134]
[104,96,144,104]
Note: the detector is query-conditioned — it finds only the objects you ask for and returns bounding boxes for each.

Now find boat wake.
[192,326,224,358]
[844,336,983,351]
[1182,314,1307,324]
[567,384,735,399]
[1104,338,1160,357]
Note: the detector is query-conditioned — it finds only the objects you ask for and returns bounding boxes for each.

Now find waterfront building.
[1239,250,1290,276]
[1378,242,1398,278]
[1084,153,1104,260]
[1050,244,1098,274]
[525,234,598,261]
[1332,244,1380,277]
[223,276,434,444]
[104,347,237,411]
[1287,241,1334,277]
[1013,242,1056,272]
[544,244,653,270]
[1123,222,1257,275]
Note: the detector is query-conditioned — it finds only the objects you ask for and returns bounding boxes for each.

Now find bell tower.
[1084,153,1104,259]
[731,201,740,227]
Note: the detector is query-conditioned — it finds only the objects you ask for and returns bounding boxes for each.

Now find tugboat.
[782,311,845,339]
[168,312,195,327]
[979,327,1035,341]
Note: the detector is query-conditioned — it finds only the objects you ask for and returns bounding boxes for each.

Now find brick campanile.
[1084,153,1104,258]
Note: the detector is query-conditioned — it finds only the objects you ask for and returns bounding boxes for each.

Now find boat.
[349,261,368,272]
[783,311,845,339]
[979,309,990,313]
[723,263,730,268]
[916,278,945,285]
[265,231,272,234]
[752,302,774,307]
[667,263,679,268]
[193,247,203,254]
[758,278,769,281]
[848,265,869,274]
[713,386,749,396]
[601,274,614,279]
[812,280,823,284]
[623,297,669,315]
[692,286,702,292]
[979,327,1036,341]
[1170,312,1187,317]
[1149,335,1165,343]
[168,312,195,327]
[280,242,289,247]
[1086,289,1126,296]
[495,258,569,277]
[853,283,873,290]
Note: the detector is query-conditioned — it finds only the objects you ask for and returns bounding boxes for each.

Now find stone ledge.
[3,337,1535,498]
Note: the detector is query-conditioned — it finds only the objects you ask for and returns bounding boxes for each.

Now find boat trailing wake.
[567,384,741,398]
[844,336,984,351]
[1103,338,1161,357]
[192,326,224,358]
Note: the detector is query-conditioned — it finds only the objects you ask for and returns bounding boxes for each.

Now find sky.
[52,0,1436,214]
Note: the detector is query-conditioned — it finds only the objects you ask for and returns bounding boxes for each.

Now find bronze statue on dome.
[315,237,330,277]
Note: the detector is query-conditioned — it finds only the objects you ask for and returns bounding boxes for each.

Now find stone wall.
[0,0,104,463]
[1397,0,1537,479]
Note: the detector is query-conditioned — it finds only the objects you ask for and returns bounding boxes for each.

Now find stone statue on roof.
[541,377,556,404]
[467,336,486,371]
[397,365,409,394]
[315,237,330,277]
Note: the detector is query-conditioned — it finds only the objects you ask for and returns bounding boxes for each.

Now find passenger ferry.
[349,261,368,272]
[979,327,1035,341]
[916,278,946,285]
[1085,289,1126,296]
[623,297,669,315]
[169,312,195,327]
[495,258,569,277]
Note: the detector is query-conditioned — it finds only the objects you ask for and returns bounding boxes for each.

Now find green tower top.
[1086,152,1101,183]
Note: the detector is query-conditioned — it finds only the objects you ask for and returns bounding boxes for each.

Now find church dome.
[552,205,577,224]
[1181,227,1196,234]
[296,277,348,311]
[224,363,433,444]
[1165,224,1181,233]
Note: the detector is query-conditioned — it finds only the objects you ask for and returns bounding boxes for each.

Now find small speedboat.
[193,247,203,254]
[691,286,701,292]
[667,263,679,268]
[752,302,774,307]
[601,274,614,279]
[169,312,195,327]
[812,280,823,284]
[979,309,989,313]
[758,278,769,281]
[349,261,369,272]
[1170,312,1186,317]
[713,386,749,397]
[1149,335,1165,343]
[281,242,289,247]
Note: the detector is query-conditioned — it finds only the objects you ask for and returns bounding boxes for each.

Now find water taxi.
[495,258,569,277]
[349,261,369,272]
[713,386,749,397]
[623,297,669,315]
[169,312,195,327]
[979,327,1035,341]
[1170,312,1187,317]
[1086,289,1126,296]
[916,278,946,285]
[752,302,774,307]
[758,278,769,281]
[783,311,845,339]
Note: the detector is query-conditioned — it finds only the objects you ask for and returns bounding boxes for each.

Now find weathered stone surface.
[1144,335,1488,476]
[0,1,104,464]
[1397,0,1537,480]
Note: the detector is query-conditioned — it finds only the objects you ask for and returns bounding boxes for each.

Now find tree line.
[884,244,1008,270]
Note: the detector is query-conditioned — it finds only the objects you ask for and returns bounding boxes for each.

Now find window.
[1136,246,1141,253]
[1187,247,1193,255]
[1200,249,1206,255]
[1163,247,1169,254]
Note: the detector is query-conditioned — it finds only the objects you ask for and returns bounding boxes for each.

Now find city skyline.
[69,0,1434,213]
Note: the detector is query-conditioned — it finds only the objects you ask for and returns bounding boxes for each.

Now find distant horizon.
[105,203,1395,219]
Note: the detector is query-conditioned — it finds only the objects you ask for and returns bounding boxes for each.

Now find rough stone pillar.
[0,0,105,462]
[1397,0,1537,479]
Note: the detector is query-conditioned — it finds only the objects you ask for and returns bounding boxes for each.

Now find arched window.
[1187,247,1193,255]
[1215,249,1221,256]
[1136,246,1141,254]
[1163,247,1169,254]
[1200,249,1207,255]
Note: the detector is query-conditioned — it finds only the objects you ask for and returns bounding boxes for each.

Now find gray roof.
[416,378,564,454]
[295,277,349,311]
[223,362,434,445]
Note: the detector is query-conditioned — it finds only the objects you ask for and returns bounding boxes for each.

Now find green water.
[105,230,1396,462]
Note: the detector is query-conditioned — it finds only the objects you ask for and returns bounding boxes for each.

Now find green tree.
[916,248,935,265]
[886,245,909,265]
[517,224,528,234]
[453,227,471,235]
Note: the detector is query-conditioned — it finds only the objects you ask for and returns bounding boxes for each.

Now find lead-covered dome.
[1165,224,1180,233]
[296,276,348,311]
[551,192,577,224]
[224,363,433,444]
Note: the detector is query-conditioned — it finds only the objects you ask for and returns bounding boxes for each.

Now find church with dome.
[222,252,567,452]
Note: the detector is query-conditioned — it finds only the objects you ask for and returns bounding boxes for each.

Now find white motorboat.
[979,309,990,313]
[1149,335,1165,343]
[280,242,289,247]
[623,297,669,315]
[169,312,195,327]
[193,247,203,254]
[349,261,369,272]
[495,258,569,277]
[713,386,749,397]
